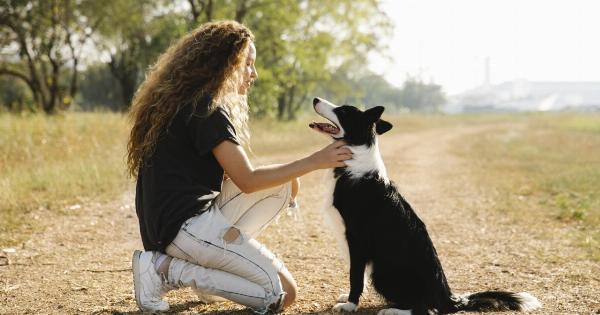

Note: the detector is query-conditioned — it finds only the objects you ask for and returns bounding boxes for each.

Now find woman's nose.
[252,67,258,80]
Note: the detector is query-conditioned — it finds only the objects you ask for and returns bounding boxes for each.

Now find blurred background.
[1,0,599,116]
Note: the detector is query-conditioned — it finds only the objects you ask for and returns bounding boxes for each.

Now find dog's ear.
[365,106,385,123]
[376,119,393,135]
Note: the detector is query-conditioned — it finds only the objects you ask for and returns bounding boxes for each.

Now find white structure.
[446,80,600,113]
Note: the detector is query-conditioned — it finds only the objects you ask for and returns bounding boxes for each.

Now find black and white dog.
[309,97,541,315]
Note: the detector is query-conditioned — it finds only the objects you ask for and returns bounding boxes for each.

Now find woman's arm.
[213,140,351,193]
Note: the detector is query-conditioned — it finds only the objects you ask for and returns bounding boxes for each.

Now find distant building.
[445,80,600,113]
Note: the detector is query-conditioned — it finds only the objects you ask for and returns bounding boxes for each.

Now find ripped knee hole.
[223,227,242,244]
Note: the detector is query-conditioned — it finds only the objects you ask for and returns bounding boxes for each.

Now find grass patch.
[5,110,596,260]
[0,112,130,246]
[1,111,454,245]
[454,112,600,260]
[248,112,470,157]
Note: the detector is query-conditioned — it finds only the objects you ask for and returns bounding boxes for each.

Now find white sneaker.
[132,250,172,312]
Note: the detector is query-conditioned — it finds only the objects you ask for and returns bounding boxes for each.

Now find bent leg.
[166,209,290,310]
[167,256,279,314]
[217,179,292,237]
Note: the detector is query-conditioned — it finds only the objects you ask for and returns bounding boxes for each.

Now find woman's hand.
[308,140,353,169]
[213,140,351,194]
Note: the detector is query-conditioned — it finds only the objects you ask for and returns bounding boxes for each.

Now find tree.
[399,76,446,112]
[1,0,102,113]
[77,63,123,110]
[184,0,392,120]
[91,1,187,109]
[0,73,33,111]
[246,0,392,120]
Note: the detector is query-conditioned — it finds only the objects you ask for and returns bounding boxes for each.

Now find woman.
[126,20,352,313]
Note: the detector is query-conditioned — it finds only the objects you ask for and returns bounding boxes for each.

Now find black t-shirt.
[135,100,240,251]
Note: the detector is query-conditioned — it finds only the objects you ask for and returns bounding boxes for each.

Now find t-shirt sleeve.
[188,108,240,156]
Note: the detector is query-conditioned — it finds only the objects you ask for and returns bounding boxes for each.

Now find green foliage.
[92,0,188,108]
[398,76,446,112]
[0,75,34,112]
[1,0,105,113]
[1,0,454,118]
[77,64,123,110]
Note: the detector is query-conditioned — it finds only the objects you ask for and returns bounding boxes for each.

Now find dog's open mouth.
[309,121,340,135]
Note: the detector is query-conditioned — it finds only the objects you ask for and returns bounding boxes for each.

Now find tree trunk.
[108,53,139,110]
[188,0,214,24]
[68,56,78,108]
[277,93,286,120]
[119,73,136,109]
[286,85,296,120]
[235,0,249,22]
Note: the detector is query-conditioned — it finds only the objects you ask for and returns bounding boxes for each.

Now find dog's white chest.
[320,170,350,265]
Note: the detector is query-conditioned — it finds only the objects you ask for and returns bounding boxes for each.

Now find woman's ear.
[375,119,393,135]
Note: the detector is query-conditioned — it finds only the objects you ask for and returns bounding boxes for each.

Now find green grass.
[454,112,600,260]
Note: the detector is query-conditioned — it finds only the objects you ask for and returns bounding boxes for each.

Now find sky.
[369,0,600,95]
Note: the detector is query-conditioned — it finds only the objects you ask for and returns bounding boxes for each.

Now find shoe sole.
[133,250,168,313]
[132,250,144,312]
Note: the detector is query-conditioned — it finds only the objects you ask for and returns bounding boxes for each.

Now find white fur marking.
[321,170,350,265]
[314,99,345,138]
[332,302,358,312]
[345,140,388,182]
[515,292,542,311]
[377,309,412,315]
[336,293,349,303]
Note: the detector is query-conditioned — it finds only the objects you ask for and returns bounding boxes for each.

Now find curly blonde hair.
[127,20,254,177]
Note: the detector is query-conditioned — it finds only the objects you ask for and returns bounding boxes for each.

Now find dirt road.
[1,124,598,314]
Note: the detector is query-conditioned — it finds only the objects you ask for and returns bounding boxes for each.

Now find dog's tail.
[448,291,541,313]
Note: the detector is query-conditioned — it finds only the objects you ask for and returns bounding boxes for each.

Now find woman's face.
[239,42,258,95]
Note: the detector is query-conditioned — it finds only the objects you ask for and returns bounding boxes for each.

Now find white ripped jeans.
[164,179,292,314]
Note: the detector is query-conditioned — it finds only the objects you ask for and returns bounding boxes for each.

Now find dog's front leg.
[333,234,367,312]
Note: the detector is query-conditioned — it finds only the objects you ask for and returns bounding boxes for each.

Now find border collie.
[309,97,541,315]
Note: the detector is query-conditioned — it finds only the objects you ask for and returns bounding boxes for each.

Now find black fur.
[316,99,537,314]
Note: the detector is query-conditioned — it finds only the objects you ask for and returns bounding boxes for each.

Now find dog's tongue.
[309,122,340,134]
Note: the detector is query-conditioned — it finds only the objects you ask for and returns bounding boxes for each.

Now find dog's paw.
[332,302,358,312]
[336,293,349,303]
[377,308,412,315]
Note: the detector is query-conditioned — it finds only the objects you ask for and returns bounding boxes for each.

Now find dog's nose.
[313,97,320,106]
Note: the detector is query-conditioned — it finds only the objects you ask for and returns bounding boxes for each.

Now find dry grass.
[1,111,599,314]
[0,112,130,246]
[454,112,600,260]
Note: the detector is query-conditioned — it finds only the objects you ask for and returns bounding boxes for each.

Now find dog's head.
[309,97,393,146]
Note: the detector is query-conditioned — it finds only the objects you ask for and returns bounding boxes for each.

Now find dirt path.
[1,124,598,314]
